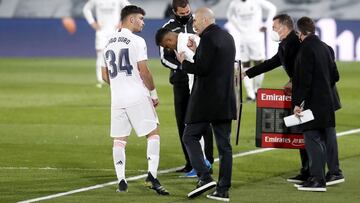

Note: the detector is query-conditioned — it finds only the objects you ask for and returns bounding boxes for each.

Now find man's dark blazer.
[182,24,237,123]
[246,30,301,79]
[292,35,340,130]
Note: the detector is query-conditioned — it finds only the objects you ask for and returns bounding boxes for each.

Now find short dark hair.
[121,5,145,21]
[155,28,172,46]
[297,16,315,35]
[273,14,294,30]
[172,0,189,11]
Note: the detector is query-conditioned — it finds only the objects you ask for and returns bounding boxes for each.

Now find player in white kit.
[83,0,130,88]
[226,0,276,101]
[101,5,169,195]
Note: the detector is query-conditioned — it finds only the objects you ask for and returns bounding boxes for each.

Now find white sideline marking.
[18,128,360,203]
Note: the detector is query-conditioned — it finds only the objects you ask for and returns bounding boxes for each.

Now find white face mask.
[270,30,281,42]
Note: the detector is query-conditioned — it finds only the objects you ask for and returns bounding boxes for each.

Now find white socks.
[113,139,127,182]
[254,73,264,94]
[96,51,104,84]
[242,67,256,100]
[147,135,160,178]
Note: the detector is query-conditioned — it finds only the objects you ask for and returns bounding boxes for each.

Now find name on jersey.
[108,37,131,45]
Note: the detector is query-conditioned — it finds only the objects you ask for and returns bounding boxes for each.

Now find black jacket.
[160,17,195,84]
[292,35,340,130]
[182,24,237,123]
[246,30,301,79]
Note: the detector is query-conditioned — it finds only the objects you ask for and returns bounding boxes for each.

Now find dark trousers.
[173,84,214,167]
[303,128,336,181]
[299,127,341,176]
[183,120,232,192]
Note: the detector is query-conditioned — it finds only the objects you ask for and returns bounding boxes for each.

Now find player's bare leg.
[113,136,128,192]
[253,60,264,97]
[144,126,170,195]
[242,61,256,101]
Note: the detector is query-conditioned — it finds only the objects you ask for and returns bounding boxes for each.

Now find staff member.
[242,14,344,185]
[292,16,340,192]
[176,7,236,201]
[159,0,214,175]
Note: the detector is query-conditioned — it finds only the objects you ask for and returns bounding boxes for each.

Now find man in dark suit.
[292,16,341,192]
[242,14,344,185]
[159,0,214,175]
[175,7,236,201]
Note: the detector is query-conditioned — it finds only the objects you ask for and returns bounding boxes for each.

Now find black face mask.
[175,13,192,25]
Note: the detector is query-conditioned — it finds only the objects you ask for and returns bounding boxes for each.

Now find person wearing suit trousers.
[292,16,341,192]
[242,14,344,185]
[175,7,236,201]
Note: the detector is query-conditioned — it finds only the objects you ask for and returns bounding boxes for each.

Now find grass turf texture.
[0,58,359,202]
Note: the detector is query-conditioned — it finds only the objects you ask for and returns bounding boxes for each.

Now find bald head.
[193,7,215,35]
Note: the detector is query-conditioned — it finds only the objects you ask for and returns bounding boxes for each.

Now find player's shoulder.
[162,19,178,29]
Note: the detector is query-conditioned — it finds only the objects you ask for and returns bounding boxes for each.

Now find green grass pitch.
[0,58,359,202]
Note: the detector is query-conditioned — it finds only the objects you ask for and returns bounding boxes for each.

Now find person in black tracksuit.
[159,0,213,173]
[243,14,343,185]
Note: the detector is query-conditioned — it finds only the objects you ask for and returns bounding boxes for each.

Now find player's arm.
[116,0,131,29]
[160,46,181,69]
[138,60,159,107]
[260,0,277,27]
[226,1,246,33]
[83,0,100,31]
[102,66,110,84]
[101,52,110,84]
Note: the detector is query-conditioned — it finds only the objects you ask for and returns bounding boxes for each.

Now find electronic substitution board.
[256,89,304,149]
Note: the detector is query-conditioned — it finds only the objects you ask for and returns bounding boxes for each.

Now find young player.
[83,0,130,88]
[101,5,169,195]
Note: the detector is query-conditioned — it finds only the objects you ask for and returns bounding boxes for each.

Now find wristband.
[150,89,158,100]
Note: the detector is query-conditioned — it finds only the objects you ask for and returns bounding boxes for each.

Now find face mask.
[270,30,281,42]
[175,13,192,25]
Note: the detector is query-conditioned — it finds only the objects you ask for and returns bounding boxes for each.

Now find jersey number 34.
[105,48,133,78]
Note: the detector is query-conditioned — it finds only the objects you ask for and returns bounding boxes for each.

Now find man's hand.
[284,81,292,95]
[293,105,303,118]
[241,71,247,80]
[91,22,101,31]
[152,98,159,108]
[187,37,197,53]
[174,50,185,64]
[259,26,267,32]
[150,89,159,108]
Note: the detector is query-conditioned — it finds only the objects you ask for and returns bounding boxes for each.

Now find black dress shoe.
[326,172,345,186]
[287,174,309,183]
[206,190,230,202]
[297,177,326,192]
[187,178,216,198]
[176,165,192,173]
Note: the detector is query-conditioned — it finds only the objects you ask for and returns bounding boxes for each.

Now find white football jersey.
[83,0,130,33]
[227,0,276,35]
[102,28,149,108]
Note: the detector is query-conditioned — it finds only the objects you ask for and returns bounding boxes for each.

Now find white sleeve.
[137,38,148,62]
[259,0,277,27]
[83,0,96,25]
[120,0,131,7]
[226,1,247,33]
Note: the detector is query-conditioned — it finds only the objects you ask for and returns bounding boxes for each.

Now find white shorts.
[110,97,159,138]
[239,34,265,62]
